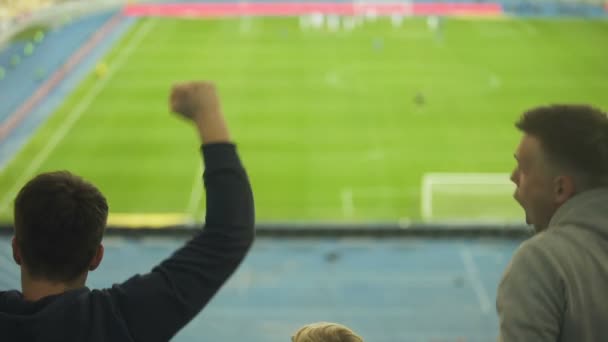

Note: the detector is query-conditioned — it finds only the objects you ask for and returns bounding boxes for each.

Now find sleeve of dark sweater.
[107,143,255,342]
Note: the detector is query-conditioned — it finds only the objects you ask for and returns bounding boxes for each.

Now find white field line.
[0,19,157,215]
[460,247,492,313]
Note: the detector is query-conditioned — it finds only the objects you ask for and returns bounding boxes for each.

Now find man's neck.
[21,269,87,302]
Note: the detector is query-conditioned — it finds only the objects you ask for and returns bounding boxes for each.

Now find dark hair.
[14,171,108,282]
[516,104,608,189]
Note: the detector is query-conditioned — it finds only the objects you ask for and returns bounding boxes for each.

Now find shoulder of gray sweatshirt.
[497,188,608,342]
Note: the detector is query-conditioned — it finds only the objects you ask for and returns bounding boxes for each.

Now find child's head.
[292,322,363,342]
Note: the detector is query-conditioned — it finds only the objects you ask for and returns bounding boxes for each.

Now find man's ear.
[554,175,576,206]
[89,244,104,271]
[12,236,22,266]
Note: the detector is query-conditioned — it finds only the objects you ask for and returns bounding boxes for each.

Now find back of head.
[516,104,608,191]
[13,171,108,282]
[292,322,364,342]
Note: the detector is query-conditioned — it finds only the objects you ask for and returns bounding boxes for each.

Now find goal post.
[421,173,523,222]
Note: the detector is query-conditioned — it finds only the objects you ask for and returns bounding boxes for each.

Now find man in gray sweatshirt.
[498,104,608,341]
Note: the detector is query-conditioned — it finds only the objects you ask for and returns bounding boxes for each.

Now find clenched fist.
[170,81,221,122]
[170,81,230,143]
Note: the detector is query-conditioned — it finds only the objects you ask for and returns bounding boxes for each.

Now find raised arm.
[108,81,255,342]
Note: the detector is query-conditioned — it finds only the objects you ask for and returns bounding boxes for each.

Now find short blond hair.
[292,322,364,342]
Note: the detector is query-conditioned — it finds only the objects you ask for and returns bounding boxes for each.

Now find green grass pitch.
[0,16,607,225]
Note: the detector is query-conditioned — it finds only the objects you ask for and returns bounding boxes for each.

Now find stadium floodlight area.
[421,173,524,223]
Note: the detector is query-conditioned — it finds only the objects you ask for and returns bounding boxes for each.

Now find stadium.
[0,0,607,341]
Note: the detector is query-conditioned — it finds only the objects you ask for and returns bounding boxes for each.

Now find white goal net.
[421,173,523,223]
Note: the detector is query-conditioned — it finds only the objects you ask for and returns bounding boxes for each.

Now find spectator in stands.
[0,81,255,341]
[499,104,608,341]
[292,322,364,342]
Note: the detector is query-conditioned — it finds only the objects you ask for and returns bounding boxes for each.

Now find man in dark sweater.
[0,81,255,341]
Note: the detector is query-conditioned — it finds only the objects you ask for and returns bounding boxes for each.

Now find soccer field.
[1,16,607,224]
